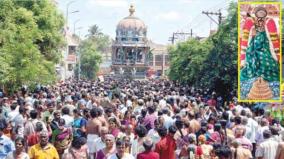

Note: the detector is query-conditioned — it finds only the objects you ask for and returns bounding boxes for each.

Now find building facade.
[148,41,169,77]
[56,27,79,81]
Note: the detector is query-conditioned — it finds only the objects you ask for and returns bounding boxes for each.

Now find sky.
[56,0,236,45]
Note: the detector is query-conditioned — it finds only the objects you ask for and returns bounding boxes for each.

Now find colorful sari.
[240,30,280,99]
[52,127,72,154]
[241,31,279,82]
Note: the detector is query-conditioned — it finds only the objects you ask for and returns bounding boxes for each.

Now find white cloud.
[156,11,182,21]
[88,0,128,8]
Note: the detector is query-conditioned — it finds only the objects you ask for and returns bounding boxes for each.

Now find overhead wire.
[178,0,230,36]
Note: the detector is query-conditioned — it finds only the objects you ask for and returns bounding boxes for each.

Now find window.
[68,64,73,71]
[155,55,163,66]
[68,46,76,55]
[121,38,127,41]
[128,30,132,36]
[165,55,169,65]
[132,38,139,42]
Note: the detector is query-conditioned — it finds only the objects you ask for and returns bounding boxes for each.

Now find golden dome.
[117,4,146,30]
[247,77,273,100]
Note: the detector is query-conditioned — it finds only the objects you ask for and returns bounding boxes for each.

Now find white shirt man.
[246,112,258,144]
[62,114,74,128]
[255,130,279,159]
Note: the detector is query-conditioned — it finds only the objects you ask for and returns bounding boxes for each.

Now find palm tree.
[87,25,103,38]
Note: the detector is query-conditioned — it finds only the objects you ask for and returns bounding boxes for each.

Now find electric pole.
[168,31,193,45]
[202,10,223,26]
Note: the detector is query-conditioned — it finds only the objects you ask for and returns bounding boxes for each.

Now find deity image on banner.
[239,3,281,100]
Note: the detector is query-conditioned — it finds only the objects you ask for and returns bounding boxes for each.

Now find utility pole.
[73,19,80,35]
[168,32,193,45]
[168,33,176,45]
[202,10,222,26]
[78,31,81,80]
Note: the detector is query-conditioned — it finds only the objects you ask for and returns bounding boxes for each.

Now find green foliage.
[0,0,64,94]
[198,2,237,95]
[77,39,102,79]
[15,0,65,63]
[168,40,212,84]
[75,25,110,80]
[168,2,237,97]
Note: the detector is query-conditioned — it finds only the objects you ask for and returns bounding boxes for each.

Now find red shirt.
[155,135,176,159]
[137,150,160,159]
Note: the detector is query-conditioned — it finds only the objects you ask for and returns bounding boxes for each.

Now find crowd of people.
[0,78,283,159]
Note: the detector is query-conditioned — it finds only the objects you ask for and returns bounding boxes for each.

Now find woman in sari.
[96,134,116,159]
[240,6,280,99]
[52,118,72,157]
[6,137,30,159]
[108,117,120,138]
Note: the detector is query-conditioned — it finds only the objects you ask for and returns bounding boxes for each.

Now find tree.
[15,0,65,63]
[198,2,237,97]
[77,39,102,79]
[87,24,103,38]
[168,39,212,83]
[0,0,65,94]
[76,25,110,80]
[168,2,237,99]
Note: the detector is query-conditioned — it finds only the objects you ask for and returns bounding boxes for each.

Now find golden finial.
[129,4,135,16]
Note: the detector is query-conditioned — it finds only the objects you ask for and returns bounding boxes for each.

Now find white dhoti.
[87,134,99,154]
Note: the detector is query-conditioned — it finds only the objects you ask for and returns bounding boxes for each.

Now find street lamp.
[71,10,79,14]
[77,30,82,80]
[66,0,78,27]
[75,27,83,35]
[73,19,80,34]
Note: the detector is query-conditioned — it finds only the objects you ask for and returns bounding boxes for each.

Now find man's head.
[105,107,113,117]
[215,145,232,159]
[143,137,153,151]
[90,108,99,118]
[46,100,55,112]
[135,125,147,138]
[10,102,17,111]
[234,116,242,125]
[157,126,167,138]
[19,106,26,115]
[198,135,206,144]
[71,137,87,149]
[168,125,177,136]
[269,126,280,136]
[53,111,61,120]
[188,134,196,144]
[58,118,66,129]
[35,122,43,132]
[30,110,38,119]
[260,118,269,127]
[73,109,81,117]
[61,107,70,115]
[263,129,272,139]
[39,131,49,146]
[0,119,7,136]
[100,127,109,140]
[234,126,245,137]
[116,139,126,155]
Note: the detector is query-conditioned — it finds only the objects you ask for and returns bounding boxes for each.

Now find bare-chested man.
[86,108,102,159]
[97,107,109,128]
